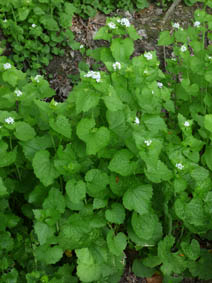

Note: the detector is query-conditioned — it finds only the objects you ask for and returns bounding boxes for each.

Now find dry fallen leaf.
[146,273,163,283]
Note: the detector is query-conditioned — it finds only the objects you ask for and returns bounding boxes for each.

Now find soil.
[44,2,212,282]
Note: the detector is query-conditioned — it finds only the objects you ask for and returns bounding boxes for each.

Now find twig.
[161,0,182,27]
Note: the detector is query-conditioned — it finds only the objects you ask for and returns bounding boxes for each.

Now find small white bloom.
[84,71,101,83]
[152,90,154,94]
[144,52,153,60]
[194,21,200,27]
[3,19,7,23]
[144,70,148,74]
[144,139,152,146]
[5,117,14,124]
[0,126,2,128]
[53,101,58,106]
[176,163,184,170]
[134,117,140,125]
[34,75,42,83]
[157,82,163,88]
[14,89,23,97]
[208,56,212,60]
[172,22,180,29]
[32,24,36,28]
[184,121,190,127]
[113,62,121,70]
[79,44,84,49]
[3,63,12,70]
[180,45,187,52]
[117,18,130,27]
[171,58,176,61]
[108,22,116,29]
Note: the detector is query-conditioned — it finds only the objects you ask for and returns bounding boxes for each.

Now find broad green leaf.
[205,71,212,83]
[132,259,155,277]
[0,177,8,197]
[181,239,200,261]
[34,222,55,245]
[107,230,127,256]
[18,7,30,21]
[75,86,100,114]
[110,38,134,62]
[185,198,207,227]
[204,114,212,132]
[103,86,124,111]
[35,245,63,265]
[191,166,209,183]
[0,141,17,168]
[43,187,66,214]
[49,115,72,139]
[105,203,125,224]
[204,146,212,171]
[66,179,86,203]
[32,150,59,187]
[108,149,137,176]
[86,127,110,155]
[15,121,36,141]
[158,31,174,46]
[76,248,101,282]
[76,118,95,141]
[123,185,152,215]
[85,169,109,198]
[131,212,162,241]
[93,198,108,209]
[144,160,173,183]
[143,114,167,134]
[174,177,187,193]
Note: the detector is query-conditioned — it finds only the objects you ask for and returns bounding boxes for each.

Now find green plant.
[0,3,212,282]
[0,0,79,76]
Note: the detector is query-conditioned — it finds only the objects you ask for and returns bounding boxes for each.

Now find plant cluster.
[0,0,79,76]
[1,0,212,282]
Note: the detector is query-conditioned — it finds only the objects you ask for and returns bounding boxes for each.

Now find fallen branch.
[161,0,182,27]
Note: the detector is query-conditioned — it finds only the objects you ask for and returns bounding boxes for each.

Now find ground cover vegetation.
[0,0,212,282]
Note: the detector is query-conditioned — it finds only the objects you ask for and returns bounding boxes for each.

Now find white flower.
[180,45,187,52]
[184,121,190,127]
[5,117,14,124]
[144,70,148,74]
[84,71,101,83]
[144,140,152,146]
[108,22,116,29]
[194,21,200,27]
[172,22,180,29]
[117,18,130,27]
[113,62,121,70]
[208,56,212,60]
[3,63,12,70]
[3,19,7,23]
[53,101,58,106]
[79,44,84,49]
[34,75,42,83]
[144,52,153,60]
[171,58,176,61]
[14,89,22,97]
[176,163,184,170]
[152,90,154,94]
[32,24,36,28]
[134,117,140,125]
[157,82,163,88]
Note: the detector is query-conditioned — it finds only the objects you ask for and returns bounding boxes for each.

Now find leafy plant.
[0,2,212,282]
[0,0,79,75]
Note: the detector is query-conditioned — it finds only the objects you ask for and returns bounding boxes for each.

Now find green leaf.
[132,259,155,278]
[74,86,100,114]
[143,114,167,134]
[18,7,30,21]
[76,118,95,141]
[43,187,66,215]
[158,31,174,46]
[110,38,134,62]
[181,239,200,261]
[203,145,212,171]
[107,230,127,256]
[131,212,162,241]
[0,141,17,168]
[123,185,152,215]
[108,149,137,176]
[205,71,212,83]
[105,203,125,224]
[103,86,124,111]
[0,177,8,197]
[85,169,109,198]
[76,248,101,282]
[15,121,36,141]
[49,115,72,139]
[32,150,59,186]
[66,179,86,203]
[204,114,212,132]
[35,245,63,265]
[34,222,55,245]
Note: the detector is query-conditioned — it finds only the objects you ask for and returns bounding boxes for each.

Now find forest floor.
[44,2,212,282]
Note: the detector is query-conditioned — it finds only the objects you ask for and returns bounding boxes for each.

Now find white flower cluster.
[134,117,140,124]
[144,140,152,146]
[34,75,42,83]
[14,89,23,97]
[194,21,200,27]
[84,71,101,83]
[108,22,116,29]
[5,117,14,124]
[3,19,7,23]
[172,22,180,29]
[80,44,84,49]
[180,45,187,52]
[176,163,184,170]
[144,52,153,60]
[157,82,163,88]
[113,62,121,70]
[117,18,130,27]
[3,63,12,70]
[184,121,190,127]
[32,24,36,28]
